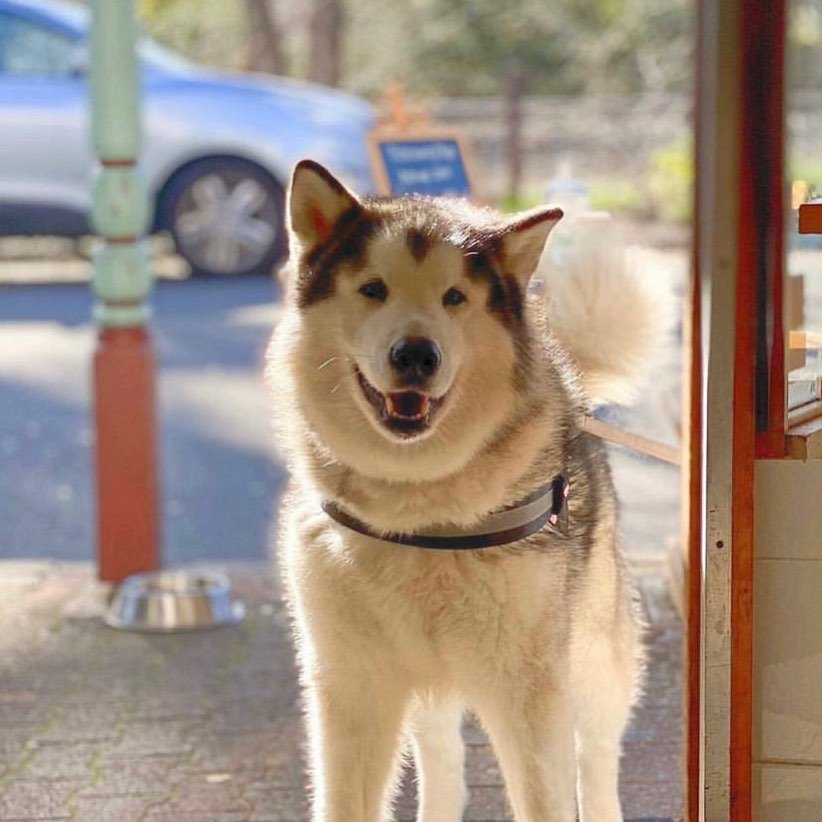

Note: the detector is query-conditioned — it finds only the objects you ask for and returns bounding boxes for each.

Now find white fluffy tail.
[536,213,674,406]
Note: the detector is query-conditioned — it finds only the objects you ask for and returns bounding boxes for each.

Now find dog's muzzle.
[356,368,446,438]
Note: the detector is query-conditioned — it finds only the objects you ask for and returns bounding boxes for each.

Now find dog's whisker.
[317,356,341,371]
[329,383,341,395]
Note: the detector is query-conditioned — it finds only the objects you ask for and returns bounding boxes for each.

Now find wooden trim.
[766,53,788,446]
[685,242,702,822]
[755,430,788,459]
[786,416,822,459]
[698,1,743,815]
[787,399,822,428]
[730,229,755,822]
[685,9,707,817]
[789,329,822,350]
[749,0,787,451]
[787,277,805,371]
[798,202,822,233]
[730,0,785,816]
[366,130,394,197]
[730,1,755,811]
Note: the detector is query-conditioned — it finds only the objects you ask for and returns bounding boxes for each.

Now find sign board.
[368,132,473,198]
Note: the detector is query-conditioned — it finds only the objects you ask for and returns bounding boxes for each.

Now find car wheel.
[159,158,286,277]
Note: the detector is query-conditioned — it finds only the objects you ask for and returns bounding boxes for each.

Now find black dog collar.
[321,473,570,550]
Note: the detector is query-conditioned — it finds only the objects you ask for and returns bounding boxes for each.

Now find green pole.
[89,0,160,582]
[89,0,151,325]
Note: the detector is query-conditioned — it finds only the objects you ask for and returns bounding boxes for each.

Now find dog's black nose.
[389,336,441,382]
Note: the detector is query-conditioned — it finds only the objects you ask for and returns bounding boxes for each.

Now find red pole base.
[93,326,160,582]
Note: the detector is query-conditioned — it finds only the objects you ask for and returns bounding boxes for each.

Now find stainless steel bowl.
[105,570,245,632]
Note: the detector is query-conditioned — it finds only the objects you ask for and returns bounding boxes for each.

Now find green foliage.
[343,0,420,95]
[406,0,569,96]
[403,0,692,96]
[588,180,644,216]
[137,0,251,71]
[789,154,822,196]
[789,1,822,90]
[646,135,692,224]
[499,191,541,213]
[133,0,692,98]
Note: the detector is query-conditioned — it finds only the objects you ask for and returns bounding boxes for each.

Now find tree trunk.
[504,59,526,204]
[244,0,286,75]
[307,0,343,87]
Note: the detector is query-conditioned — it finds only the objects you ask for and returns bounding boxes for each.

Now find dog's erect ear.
[288,160,361,248]
[498,206,563,282]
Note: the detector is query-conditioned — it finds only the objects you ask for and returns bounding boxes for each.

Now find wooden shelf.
[787,412,822,459]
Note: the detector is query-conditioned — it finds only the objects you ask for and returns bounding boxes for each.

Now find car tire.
[157,157,286,277]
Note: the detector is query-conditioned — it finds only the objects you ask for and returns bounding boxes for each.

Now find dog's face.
[282,160,561,481]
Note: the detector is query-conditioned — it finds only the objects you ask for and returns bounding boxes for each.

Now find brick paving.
[0,560,681,821]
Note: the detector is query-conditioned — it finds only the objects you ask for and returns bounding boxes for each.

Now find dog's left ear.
[288,159,361,248]
[499,206,563,281]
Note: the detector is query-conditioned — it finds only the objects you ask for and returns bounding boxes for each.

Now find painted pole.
[89,0,159,582]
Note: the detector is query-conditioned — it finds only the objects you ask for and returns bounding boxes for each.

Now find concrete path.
[0,560,681,821]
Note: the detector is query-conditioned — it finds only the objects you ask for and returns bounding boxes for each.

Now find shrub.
[588,180,644,216]
[789,154,822,198]
[646,135,693,224]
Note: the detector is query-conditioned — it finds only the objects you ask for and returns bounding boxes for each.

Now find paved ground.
[0,275,284,564]
[0,560,681,822]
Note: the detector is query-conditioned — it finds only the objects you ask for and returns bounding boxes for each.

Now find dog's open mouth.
[356,369,445,438]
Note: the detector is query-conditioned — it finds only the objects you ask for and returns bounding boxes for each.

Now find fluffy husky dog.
[268,160,663,822]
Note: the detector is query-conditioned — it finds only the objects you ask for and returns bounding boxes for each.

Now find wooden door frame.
[692,0,786,818]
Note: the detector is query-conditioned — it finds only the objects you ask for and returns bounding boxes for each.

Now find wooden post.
[695,2,742,817]
[89,0,159,582]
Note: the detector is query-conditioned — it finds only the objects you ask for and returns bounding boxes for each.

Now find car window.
[0,11,77,77]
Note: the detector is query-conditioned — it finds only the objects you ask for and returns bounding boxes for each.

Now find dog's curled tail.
[537,213,674,406]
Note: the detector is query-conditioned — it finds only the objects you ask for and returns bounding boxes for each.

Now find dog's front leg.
[410,695,466,822]
[306,668,409,822]
[471,679,576,822]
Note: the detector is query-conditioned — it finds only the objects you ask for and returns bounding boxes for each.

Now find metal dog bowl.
[105,570,245,632]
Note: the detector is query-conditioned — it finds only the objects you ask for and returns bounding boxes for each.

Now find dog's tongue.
[386,391,430,419]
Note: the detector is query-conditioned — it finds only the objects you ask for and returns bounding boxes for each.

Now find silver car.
[0,0,375,276]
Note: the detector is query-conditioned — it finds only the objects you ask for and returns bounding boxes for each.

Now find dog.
[267,159,665,822]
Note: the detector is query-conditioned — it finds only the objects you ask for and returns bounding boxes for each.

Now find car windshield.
[0,1,194,77]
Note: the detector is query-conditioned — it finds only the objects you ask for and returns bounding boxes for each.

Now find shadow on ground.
[1,277,286,564]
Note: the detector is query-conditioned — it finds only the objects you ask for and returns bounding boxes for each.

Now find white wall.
[754,459,822,821]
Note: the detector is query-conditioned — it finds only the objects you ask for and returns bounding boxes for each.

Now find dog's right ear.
[288,160,361,248]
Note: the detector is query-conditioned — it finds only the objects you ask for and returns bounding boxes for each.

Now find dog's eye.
[358,279,388,302]
[442,287,467,307]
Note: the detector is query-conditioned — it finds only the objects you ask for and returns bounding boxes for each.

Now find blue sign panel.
[378,139,470,197]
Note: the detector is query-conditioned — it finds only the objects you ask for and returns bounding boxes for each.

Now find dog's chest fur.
[281,491,576,685]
